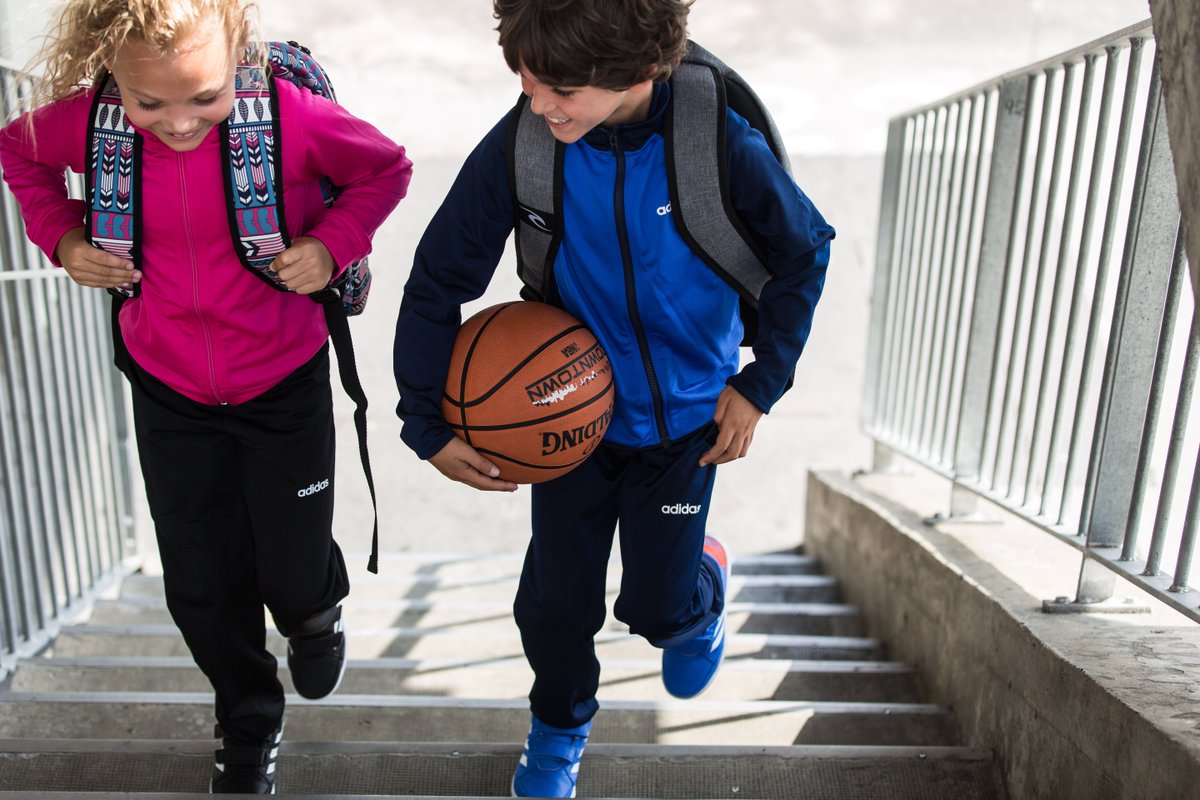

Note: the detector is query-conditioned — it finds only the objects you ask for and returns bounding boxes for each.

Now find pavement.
[104,0,1153,578]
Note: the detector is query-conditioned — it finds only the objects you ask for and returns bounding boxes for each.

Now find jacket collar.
[581,81,670,152]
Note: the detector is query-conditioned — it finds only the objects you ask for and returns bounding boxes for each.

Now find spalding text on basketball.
[540,406,614,456]
[526,342,610,406]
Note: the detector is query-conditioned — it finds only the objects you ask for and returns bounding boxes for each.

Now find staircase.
[0,550,1006,798]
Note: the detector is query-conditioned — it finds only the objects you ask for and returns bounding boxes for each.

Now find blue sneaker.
[662,535,729,698]
[511,714,591,798]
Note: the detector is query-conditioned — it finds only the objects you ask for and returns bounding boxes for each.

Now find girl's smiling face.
[519,68,654,144]
[107,15,237,152]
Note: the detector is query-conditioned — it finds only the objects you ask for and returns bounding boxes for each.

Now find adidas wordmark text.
[297,478,330,498]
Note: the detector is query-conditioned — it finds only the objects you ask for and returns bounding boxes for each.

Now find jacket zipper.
[610,131,669,444]
[178,154,224,404]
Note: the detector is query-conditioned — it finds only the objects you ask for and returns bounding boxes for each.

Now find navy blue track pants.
[516,422,724,728]
[125,343,349,743]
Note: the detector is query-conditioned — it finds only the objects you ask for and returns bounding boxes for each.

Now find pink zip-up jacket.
[0,78,412,405]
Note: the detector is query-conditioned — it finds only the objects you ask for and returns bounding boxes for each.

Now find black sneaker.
[287,605,346,699]
[210,721,283,794]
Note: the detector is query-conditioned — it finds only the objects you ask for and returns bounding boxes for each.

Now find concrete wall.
[1150,0,1200,302]
[804,469,1200,800]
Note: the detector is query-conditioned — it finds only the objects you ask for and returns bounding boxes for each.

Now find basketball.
[442,301,615,484]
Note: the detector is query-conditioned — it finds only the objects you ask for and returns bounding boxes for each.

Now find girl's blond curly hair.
[22,0,261,111]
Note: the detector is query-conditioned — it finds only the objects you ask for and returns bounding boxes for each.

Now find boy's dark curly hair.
[493,0,692,90]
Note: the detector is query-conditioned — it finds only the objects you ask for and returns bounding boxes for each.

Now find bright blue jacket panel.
[394,83,834,459]
[553,119,743,447]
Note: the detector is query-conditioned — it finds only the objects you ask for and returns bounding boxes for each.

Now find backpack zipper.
[610,131,668,445]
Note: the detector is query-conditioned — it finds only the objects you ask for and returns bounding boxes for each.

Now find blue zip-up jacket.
[394,83,834,459]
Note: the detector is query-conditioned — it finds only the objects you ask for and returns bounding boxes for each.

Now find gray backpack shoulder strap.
[666,41,777,307]
[508,94,563,301]
[508,41,783,309]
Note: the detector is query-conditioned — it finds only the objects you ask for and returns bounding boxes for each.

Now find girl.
[0,0,412,793]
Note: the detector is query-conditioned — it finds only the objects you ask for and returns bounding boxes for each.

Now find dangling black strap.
[316,290,379,574]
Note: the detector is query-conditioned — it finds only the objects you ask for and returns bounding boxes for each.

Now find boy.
[392,0,833,796]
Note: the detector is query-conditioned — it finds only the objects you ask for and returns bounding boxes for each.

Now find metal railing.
[863,19,1200,621]
[0,60,138,679]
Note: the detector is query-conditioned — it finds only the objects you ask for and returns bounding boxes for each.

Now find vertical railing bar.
[1059,36,1147,526]
[930,95,980,462]
[22,278,66,619]
[1077,48,1161,541]
[1145,310,1200,574]
[987,69,1055,489]
[940,90,993,464]
[1008,62,1079,501]
[863,118,911,430]
[919,101,966,455]
[30,275,70,612]
[81,288,117,579]
[0,311,28,661]
[951,75,1031,486]
[41,278,80,599]
[63,287,97,594]
[882,116,926,433]
[1170,450,1200,592]
[93,290,127,569]
[0,285,38,644]
[1121,223,1187,561]
[897,110,942,444]
[902,104,950,450]
[1022,55,1099,509]
[1041,45,1122,518]
[912,103,960,454]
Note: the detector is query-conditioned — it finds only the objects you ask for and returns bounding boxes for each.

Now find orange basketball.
[442,301,615,483]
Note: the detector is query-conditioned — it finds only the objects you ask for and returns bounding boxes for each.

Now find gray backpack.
[508,41,791,343]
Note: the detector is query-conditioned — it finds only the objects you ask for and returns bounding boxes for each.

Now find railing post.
[1075,65,1180,606]
[949,76,1030,498]
[862,118,908,431]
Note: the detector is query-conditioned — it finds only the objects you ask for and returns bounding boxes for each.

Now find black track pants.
[125,344,349,742]
[517,422,723,729]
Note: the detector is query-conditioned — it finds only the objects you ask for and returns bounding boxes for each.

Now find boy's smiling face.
[520,68,654,143]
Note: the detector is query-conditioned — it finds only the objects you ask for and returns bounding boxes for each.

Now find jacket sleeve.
[723,108,835,414]
[276,80,413,273]
[0,91,92,266]
[393,111,518,460]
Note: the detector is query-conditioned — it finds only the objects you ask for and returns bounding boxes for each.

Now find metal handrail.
[0,63,138,680]
[862,19,1200,621]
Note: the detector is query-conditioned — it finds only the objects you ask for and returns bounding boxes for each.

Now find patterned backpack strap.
[85,73,142,298]
[221,41,371,316]
[221,56,290,285]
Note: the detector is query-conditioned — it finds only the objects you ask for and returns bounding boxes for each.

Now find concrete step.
[0,740,1006,798]
[117,565,835,604]
[84,596,860,636]
[49,625,887,661]
[0,692,957,746]
[10,656,922,703]
[345,551,826,575]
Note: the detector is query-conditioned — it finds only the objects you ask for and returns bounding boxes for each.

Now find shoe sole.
[511,773,576,798]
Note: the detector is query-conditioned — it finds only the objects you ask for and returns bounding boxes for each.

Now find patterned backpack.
[85,40,371,315]
[85,41,380,573]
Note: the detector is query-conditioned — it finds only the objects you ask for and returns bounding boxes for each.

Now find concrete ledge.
[804,468,1200,800]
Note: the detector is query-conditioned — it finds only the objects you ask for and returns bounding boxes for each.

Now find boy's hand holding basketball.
[700,386,763,466]
[272,236,335,295]
[55,226,142,290]
[430,436,519,492]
